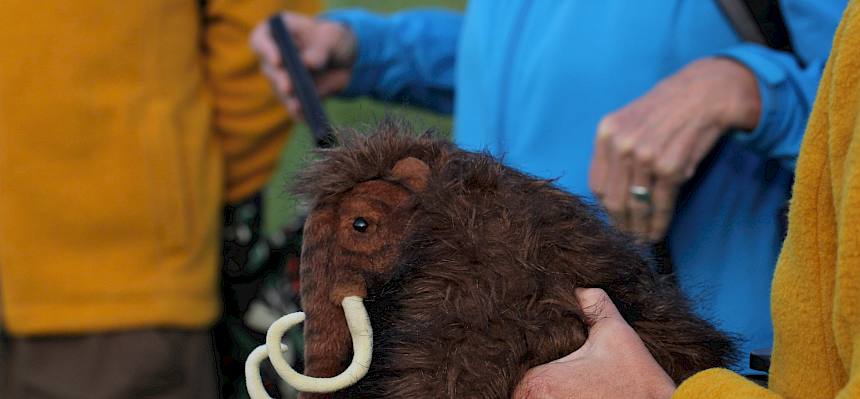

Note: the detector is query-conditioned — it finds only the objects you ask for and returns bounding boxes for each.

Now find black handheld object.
[750,347,772,372]
[268,15,334,148]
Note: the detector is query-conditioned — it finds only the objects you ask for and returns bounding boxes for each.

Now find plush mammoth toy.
[247,121,737,399]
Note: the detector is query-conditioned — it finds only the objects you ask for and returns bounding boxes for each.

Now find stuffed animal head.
[286,122,452,394]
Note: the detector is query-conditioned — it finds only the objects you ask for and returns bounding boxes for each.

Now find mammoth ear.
[391,157,430,192]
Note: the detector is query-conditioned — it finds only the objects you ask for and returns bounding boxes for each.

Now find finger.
[653,118,702,185]
[601,114,637,230]
[575,288,627,336]
[624,124,657,239]
[626,164,653,239]
[544,288,627,365]
[643,140,690,243]
[303,24,344,71]
[589,117,614,200]
[250,22,280,67]
[647,178,678,241]
[646,123,714,241]
[262,62,292,96]
[282,12,315,43]
[603,148,632,230]
[314,69,352,97]
[684,126,724,180]
[279,12,333,71]
[286,97,304,120]
[253,20,293,101]
[301,42,331,71]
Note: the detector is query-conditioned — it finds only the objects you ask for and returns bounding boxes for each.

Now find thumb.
[301,23,343,70]
[275,12,330,71]
[250,22,279,66]
[303,21,353,71]
[301,39,331,71]
[548,288,626,364]
[576,288,630,340]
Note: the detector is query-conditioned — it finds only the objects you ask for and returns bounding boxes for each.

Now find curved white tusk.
[266,296,373,393]
[245,343,288,399]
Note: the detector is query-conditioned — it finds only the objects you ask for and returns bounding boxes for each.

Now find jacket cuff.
[714,44,799,156]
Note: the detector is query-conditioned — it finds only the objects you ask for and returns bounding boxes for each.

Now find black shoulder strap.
[715,0,796,55]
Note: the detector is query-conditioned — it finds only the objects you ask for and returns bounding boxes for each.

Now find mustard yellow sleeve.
[204,0,321,203]
[679,3,860,398]
[674,369,781,399]
[833,142,860,398]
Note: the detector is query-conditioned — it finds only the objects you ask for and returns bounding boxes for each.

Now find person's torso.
[453,0,792,371]
[455,0,740,194]
[0,0,222,334]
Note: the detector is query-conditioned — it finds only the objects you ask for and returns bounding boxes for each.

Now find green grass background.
[263,0,465,233]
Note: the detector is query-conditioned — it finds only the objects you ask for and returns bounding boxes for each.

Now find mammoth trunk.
[301,298,353,379]
[296,208,373,396]
[300,207,354,381]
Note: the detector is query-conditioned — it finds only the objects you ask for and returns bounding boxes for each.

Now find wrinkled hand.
[512,288,675,399]
[250,12,357,118]
[589,58,761,241]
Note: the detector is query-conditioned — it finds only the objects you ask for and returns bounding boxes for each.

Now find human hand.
[512,288,675,399]
[250,12,357,118]
[589,58,761,241]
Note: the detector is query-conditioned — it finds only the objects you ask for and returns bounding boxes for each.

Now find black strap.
[715,0,797,56]
[268,16,335,148]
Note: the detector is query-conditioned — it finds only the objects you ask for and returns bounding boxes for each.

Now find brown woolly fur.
[293,119,737,399]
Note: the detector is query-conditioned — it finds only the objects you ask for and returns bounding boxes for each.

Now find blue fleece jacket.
[325,0,845,372]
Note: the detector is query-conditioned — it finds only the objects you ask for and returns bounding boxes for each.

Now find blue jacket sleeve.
[323,8,461,115]
[715,0,846,170]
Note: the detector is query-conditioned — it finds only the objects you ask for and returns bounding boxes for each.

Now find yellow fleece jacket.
[675,1,860,397]
[0,0,319,335]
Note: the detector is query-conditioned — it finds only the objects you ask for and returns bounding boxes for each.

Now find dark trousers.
[1,329,218,399]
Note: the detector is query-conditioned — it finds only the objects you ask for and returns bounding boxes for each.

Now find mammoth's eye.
[352,217,369,233]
